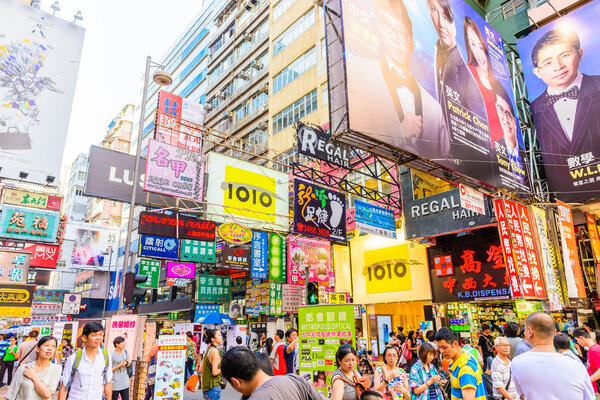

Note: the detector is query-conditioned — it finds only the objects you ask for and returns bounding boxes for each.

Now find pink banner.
[287,236,332,285]
[166,261,196,279]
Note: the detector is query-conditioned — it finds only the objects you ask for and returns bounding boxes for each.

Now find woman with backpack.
[111,336,131,400]
[5,335,62,400]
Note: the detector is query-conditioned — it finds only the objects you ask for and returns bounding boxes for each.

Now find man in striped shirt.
[435,328,487,400]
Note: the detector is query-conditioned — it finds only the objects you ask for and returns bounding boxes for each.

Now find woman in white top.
[4,335,62,400]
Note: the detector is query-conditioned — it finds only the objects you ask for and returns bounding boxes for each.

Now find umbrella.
[197,312,236,325]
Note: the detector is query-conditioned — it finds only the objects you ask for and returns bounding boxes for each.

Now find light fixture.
[73,10,83,23]
[50,1,60,14]
[46,175,55,184]
[152,70,173,86]
[18,171,29,180]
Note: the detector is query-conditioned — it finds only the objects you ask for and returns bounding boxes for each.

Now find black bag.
[124,350,133,378]
[482,372,494,400]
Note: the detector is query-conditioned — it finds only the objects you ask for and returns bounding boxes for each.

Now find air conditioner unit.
[259,105,268,114]
[257,121,268,130]
[251,60,263,70]
[215,18,223,27]
[258,82,268,93]
[223,110,233,119]
[239,71,250,80]
[205,104,213,112]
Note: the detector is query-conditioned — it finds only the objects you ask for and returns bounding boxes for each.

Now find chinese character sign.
[139,235,179,260]
[24,243,59,269]
[288,236,332,286]
[293,180,346,242]
[0,205,59,243]
[246,282,270,315]
[222,247,251,271]
[107,316,139,358]
[282,284,303,313]
[556,200,586,298]
[166,262,196,279]
[269,282,283,315]
[180,239,216,263]
[0,250,30,284]
[0,284,35,317]
[298,304,355,397]
[138,259,160,289]
[516,203,545,298]
[268,233,286,282]
[495,200,523,298]
[155,90,205,152]
[196,275,231,303]
[155,335,186,400]
[194,304,220,322]
[251,231,268,279]
[2,188,62,211]
[354,199,396,238]
[33,289,67,303]
[144,139,205,201]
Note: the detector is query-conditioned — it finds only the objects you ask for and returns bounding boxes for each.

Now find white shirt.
[549,72,583,141]
[511,350,594,400]
[61,347,113,400]
[386,55,415,116]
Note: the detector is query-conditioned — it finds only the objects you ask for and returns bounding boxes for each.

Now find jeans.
[485,356,494,371]
[185,357,194,381]
[0,360,14,386]
[143,384,154,400]
[112,388,129,400]
[203,385,222,400]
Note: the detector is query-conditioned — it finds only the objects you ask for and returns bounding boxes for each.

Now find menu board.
[154,335,186,400]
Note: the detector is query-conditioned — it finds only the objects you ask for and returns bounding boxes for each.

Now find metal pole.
[102,247,113,321]
[119,55,152,313]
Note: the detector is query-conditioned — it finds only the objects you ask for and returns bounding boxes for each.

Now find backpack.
[64,348,110,390]
[482,372,494,400]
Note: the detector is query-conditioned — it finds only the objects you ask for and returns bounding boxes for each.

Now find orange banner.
[556,201,586,298]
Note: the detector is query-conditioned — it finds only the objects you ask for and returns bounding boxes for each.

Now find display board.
[154,335,186,400]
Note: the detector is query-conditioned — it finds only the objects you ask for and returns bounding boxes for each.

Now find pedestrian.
[502,322,522,360]
[222,346,321,399]
[16,331,39,367]
[199,328,223,400]
[416,330,425,347]
[512,328,532,359]
[397,327,406,347]
[360,390,383,400]
[111,336,131,400]
[5,335,62,400]
[58,322,113,400]
[261,337,273,356]
[254,352,274,376]
[373,346,410,399]
[404,330,419,371]
[554,333,582,362]
[186,332,196,381]
[460,338,483,368]
[331,344,368,400]
[435,327,487,400]
[143,338,158,400]
[408,342,445,400]
[387,332,399,348]
[477,324,495,374]
[490,337,520,400]
[574,327,600,393]
[270,330,286,376]
[59,340,74,366]
[0,335,18,387]
[511,312,594,399]
[283,329,299,375]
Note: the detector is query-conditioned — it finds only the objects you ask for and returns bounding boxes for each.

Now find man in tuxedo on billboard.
[530,29,600,200]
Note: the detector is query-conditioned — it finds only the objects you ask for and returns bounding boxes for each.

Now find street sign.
[62,293,81,315]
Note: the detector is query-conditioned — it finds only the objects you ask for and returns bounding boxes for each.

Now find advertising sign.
[0,250,30,284]
[194,303,221,322]
[52,322,78,346]
[205,152,289,230]
[180,239,216,263]
[556,200,586,298]
[155,90,205,152]
[166,261,196,279]
[282,284,303,313]
[515,203,546,298]
[296,123,352,168]
[196,275,231,303]
[0,283,36,317]
[251,231,268,279]
[495,200,523,298]
[293,180,346,242]
[0,205,59,243]
[428,227,511,303]
[24,243,59,269]
[354,199,396,238]
[246,282,270,316]
[269,282,283,315]
[218,222,253,244]
[139,235,179,260]
[288,236,332,285]
[155,335,186,400]
[222,247,251,271]
[459,184,485,215]
[138,212,216,241]
[517,1,600,202]
[268,233,286,282]
[0,0,84,186]
[340,0,528,192]
[65,221,119,267]
[144,139,205,201]
[363,245,412,295]
[2,188,62,211]
[587,214,600,266]
[107,316,139,358]
[34,289,67,303]
[138,259,160,289]
[62,293,81,315]
[30,302,62,315]
[298,304,355,397]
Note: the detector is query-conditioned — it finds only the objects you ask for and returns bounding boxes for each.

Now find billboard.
[288,236,332,286]
[0,205,59,243]
[166,261,196,279]
[517,1,600,202]
[354,199,396,238]
[0,283,35,317]
[205,152,289,231]
[155,90,205,152]
[139,235,179,259]
[138,211,215,241]
[339,0,528,192]
[0,0,84,186]
[65,221,119,268]
[2,188,62,211]
[144,139,205,201]
[0,250,30,284]
[24,243,59,269]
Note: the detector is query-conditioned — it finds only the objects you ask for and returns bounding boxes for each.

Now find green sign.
[269,282,283,315]
[138,259,160,289]
[0,205,60,243]
[299,304,355,398]
[181,239,216,263]
[268,233,286,282]
[197,274,231,303]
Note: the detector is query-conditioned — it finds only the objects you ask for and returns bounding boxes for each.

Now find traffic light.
[123,272,149,305]
[307,282,319,305]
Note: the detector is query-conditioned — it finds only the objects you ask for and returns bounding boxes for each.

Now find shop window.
[157,286,171,302]
[175,282,194,299]
[411,169,454,200]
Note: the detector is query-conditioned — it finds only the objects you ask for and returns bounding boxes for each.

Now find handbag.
[338,371,372,399]
[187,374,199,392]
[402,342,412,362]
[124,350,133,378]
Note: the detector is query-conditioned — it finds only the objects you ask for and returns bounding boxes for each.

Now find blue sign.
[194,303,221,322]
[251,231,268,279]
[354,199,396,238]
[106,270,120,311]
[139,235,179,259]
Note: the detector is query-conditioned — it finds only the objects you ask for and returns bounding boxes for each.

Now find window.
[321,84,329,105]
[245,128,267,146]
[234,104,248,124]
[273,0,294,21]
[218,118,231,132]
[248,92,268,114]
[157,286,171,302]
[78,171,86,180]
[272,89,318,134]
[321,38,326,59]
[272,47,316,94]
[254,20,268,42]
[501,0,526,19]
[273,8,315,56]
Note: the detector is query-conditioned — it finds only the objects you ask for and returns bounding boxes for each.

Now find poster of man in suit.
[342,0,527,193]
[517,1,600,202]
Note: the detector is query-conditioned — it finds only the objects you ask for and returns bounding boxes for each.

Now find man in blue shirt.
[283,329,299,374]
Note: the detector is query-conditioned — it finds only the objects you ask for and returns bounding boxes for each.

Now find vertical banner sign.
[154,335,186,400]
[494,200,523,298]
[516,204,546,298]
[586,213,600,297]
[269,282,283,315]
[288,236,332,286]
[503,200,536,298]
[251,231,268,279]
[137,259,160,289]
[299,304,355,397]
[556,200,587,298]
[155,90,204,152]
[268,234,286,282]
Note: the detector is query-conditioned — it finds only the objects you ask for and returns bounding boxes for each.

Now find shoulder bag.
[124,350,133,378]
[378,368,395,400]
[337,370,372,399]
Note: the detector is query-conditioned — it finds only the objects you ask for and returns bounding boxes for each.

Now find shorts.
[203,385,222,400]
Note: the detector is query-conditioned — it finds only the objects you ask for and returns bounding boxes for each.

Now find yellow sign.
[2,188,62,211]
[223,165,277,222]
[363,245,412,294]
[0,306,31,317]
[328,292,347,304]
[218,222,253,244]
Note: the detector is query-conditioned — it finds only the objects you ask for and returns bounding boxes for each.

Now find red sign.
[23,243,59,269]
[138,212,216,241]
[516,204,545,298]
[494,199,522,298]
[434,255,454,277]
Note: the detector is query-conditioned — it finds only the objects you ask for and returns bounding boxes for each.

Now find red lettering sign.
[138,212,216,240]
[494,199,523,297]
[23,243,59,269]
[516,204,546,298]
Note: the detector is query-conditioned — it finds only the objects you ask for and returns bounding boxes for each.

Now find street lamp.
[118,56,172,313]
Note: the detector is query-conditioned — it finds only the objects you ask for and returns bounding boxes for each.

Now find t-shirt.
[17,340,38,366]
[248,374,322,400]
[490,356,519,399]
[586,343,600,393]
[448,351,487,400]
[270,341,286,375]
[506,337,522,360]
[477,334,494,359]
[511,351,595,400]
[111,351,129,391]
[513,340,531,358]
[3,345,18,362]
[283,345,296,374]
